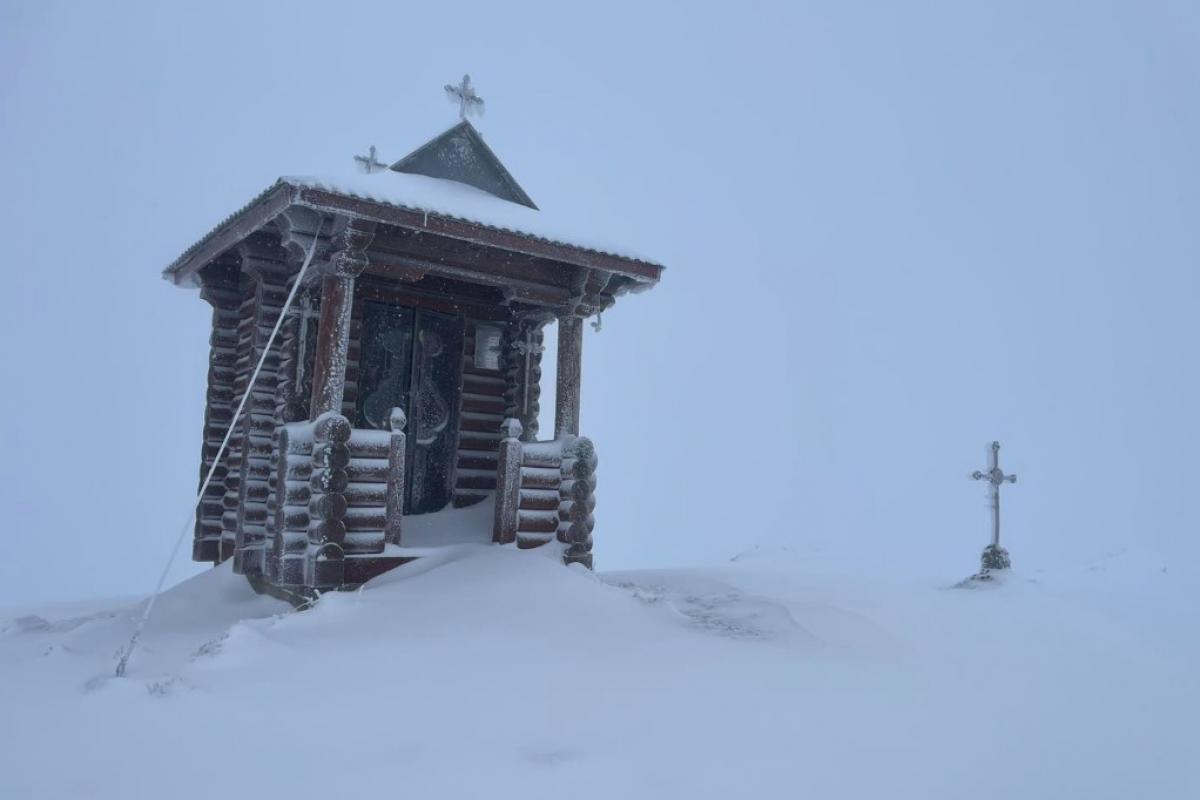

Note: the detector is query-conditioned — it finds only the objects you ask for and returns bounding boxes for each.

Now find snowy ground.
[1,544,1196,799]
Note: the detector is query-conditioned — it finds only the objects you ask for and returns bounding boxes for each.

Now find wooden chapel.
[163,106,663,598]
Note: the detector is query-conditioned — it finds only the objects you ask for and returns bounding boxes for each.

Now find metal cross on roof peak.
[354,145,387,174]
[445,74,484,120]
[971,440,1017,551]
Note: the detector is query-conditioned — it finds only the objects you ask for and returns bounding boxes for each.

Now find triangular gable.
[389,120,538,210]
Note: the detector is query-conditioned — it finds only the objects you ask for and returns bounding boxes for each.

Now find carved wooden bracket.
[324,216,377,278]
[237,232,292,280]
[275,206,330,266]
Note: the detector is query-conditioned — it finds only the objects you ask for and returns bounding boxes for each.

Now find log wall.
[229,255,292,575]
[192,272,241,563]
[267,421,313,586]
[452,322,510,507]
[218,272,257,564]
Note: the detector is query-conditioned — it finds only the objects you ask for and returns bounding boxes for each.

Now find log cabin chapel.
[164,81,663,600]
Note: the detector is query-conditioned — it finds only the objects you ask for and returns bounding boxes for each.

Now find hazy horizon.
[3,0,1198,606]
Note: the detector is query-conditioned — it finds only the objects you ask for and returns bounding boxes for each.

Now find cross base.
[954,545,1013,588]
[980,543,1011,572]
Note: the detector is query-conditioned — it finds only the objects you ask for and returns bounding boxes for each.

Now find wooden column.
[308,218,376,421]
[385,408,407,545]
[310,273,355,418]
[274,283,320,424]
[504,320,545,442]
[555,315,584,439]
[493,418,523,544]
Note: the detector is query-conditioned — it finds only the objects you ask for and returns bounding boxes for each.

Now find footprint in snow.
[4,610,120,635]
[607,580,805,641]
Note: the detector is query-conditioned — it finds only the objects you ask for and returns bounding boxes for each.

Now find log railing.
[492,419,597,568]
[256,411,597,592]
[262,409,406,590]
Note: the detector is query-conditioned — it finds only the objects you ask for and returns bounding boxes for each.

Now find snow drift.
[1,545,1196,799]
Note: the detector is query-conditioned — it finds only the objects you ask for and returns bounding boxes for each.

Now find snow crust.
[284,171,658,264]
[1,547,1196,799]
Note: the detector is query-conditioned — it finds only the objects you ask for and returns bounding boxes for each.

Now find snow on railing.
[264,409,406,591]
[492,419,596,568]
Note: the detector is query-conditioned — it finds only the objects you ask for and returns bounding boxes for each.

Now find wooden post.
[503,320,545,442]
[385,407,407,545]
[493,418,523,544]
[308,218,375,421]
[555,315,584,439]
[309,273,354,419]
[275,282,320,424]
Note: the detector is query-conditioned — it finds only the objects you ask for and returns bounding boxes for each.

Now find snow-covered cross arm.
[445,74,484,119]
[354,145,387,174]
[971,468,1017,485]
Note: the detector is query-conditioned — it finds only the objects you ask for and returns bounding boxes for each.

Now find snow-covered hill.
[2,546,1196,799]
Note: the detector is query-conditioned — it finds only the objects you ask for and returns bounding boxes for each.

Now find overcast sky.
[2,0,1198,605]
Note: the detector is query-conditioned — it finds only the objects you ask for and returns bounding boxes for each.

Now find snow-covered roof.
[164,163,662,284]
[286,169,653,263]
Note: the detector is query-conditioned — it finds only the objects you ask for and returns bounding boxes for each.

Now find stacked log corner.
[193,271,240,563]
[306,413,351,589]
[263,412,401,593]
[559,436,597,569]
[494,429,598,569]
[223,242,292,574]
[268,421,315,586]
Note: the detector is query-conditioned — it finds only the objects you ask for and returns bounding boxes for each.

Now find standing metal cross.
[354,145,386,173]
[971,441,1017,569]
[445,74,485,120]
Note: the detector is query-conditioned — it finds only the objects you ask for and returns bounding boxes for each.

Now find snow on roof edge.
[164,173,664,284]
[286,173,660,266]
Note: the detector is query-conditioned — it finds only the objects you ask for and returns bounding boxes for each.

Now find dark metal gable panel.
[389,120,538,210]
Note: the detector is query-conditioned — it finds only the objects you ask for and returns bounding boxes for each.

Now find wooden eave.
[164,182,297,288]
[163,180,665,293]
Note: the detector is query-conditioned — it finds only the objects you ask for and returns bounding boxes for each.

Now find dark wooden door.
[356,302,463,514]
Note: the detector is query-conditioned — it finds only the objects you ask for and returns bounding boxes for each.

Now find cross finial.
[354,145,387,174]
[970,441,1017,488]
[445,74,484,120]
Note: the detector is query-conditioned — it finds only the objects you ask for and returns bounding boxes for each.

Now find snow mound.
[1,547,1196,799]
